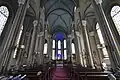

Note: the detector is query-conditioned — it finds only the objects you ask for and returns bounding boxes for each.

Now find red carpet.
[52,67,70,80]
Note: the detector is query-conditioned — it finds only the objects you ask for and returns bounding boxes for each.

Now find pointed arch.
[0,6,9,36]
[110,5,120,35]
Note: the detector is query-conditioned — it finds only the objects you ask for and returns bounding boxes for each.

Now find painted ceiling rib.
[51,16,59,27]
[46,8,73,20]
[29,4,36,17]
[49,10,71,17]
[60,16,69,29]
[60,1,72,11]
[49,13,60,16]
[45,0,58,13]
[71,0,77,6]
[84,3,92,17]
[60,13,69,16]
[44,0,76,34]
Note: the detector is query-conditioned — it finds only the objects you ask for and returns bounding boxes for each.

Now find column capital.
[94,0,102,4]
[48,35,52,38]
[75,31,80,37]
[18,0,26,5]
[68,35,72,38]
[76,7,80,12]
[33,20,38,27]
[82,20,87,27]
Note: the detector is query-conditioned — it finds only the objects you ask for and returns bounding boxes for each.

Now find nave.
[0,60,112,80]
[0,0,120,80]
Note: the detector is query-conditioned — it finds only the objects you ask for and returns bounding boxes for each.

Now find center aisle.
[51,63,70,80]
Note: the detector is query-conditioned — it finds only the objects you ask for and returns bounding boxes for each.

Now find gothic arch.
[105,1,120,44]
[0,2,14,45]
[0,6,9,35]
[110,5,120,35]
[46,8,73,21]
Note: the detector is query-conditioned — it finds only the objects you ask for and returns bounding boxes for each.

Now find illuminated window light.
[52,40,55,48]
[64,50,67,60]
[0,6,9,36]
[43,43,47,54]
[64,40,66,48]
[52,50,55,60]
[72,43,75,54]
[58,40,61,49]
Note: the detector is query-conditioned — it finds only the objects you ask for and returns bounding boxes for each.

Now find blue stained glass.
[55,32,64,40]
[57,53,62,59]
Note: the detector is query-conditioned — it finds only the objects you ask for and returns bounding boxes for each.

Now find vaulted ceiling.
[1,0,114,39]
[24,0,112,37]
[44,0,76,38]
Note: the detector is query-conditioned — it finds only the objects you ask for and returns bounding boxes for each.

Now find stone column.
[36,31,44,65]
[55,40,58,60]
[80,30,87,67]
[92,0,120,70]
[61,41,64,60]
[89,31,103,69]
[27,20,38,66]
[16,16,34,68]
[67,35,72,62]
[34,28,40,65]
[74,31,83,65]
[47,35,52,61]
[23,32,31,64]
[82,20,95,69]
[0,0,30,71]
[94,31,104,62]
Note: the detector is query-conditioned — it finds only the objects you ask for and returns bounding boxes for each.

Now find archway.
[111,5,120,35]
[0,6,9,36]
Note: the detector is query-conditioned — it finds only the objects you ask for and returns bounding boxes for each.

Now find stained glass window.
[0,6,9,36]
[58,40,61,49]
[111,6,120,35]
[64,40,66,48]
[52,40,55,60]
[52,40,55,48]
[64,39,67,60]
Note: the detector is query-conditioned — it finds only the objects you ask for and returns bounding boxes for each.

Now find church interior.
[0,0,120,80]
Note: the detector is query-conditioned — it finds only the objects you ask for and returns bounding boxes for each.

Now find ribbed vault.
[44,0,76,39]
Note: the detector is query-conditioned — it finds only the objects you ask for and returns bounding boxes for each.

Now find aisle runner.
[52,67,70,80]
